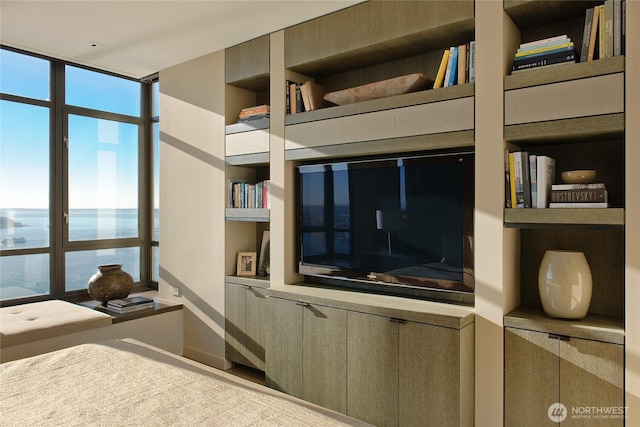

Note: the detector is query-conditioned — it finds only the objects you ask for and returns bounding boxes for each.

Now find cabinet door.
[504,328,559,427]
[225,282,247,366]
[245,286,266,371]
[399,321,464,427]
[302,304,347,413]
[347,311,399,427]
[265,297,303,397]
[560,338,624,427]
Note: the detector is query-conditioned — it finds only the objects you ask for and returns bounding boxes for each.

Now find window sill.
[78,291,183,324]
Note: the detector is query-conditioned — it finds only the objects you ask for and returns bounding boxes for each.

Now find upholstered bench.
[0,300,111,362]
[0,298,183,363]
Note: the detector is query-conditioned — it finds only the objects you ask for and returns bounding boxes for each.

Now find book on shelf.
[549,202,608,208]
[504,150,512,208]
[588,4,600,61]
[443,46,458,88]
[599,4,606,59]
[433,49,450,89]
[536,156,555,209]
[529,154,538,208]
[511,49,578,73]
[457,43,467,85]
[604,0,615,58]
[551,183,606,190]
[613,0,622,56]
[511,35,577,73]
[580,8,595,63]
[228,179,270,209]
[506,153,555,209]
[550,187,608,204]
[468,41,476,83]
[300,80,327,112]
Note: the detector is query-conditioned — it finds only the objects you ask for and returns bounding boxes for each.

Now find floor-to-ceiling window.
[0,47,155,304]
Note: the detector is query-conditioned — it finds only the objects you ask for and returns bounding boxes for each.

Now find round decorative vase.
[538,250,592,319]
[87,264,134,306]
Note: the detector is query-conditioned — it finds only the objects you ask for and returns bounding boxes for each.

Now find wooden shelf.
[504,0,603,30]
[285,1,474,77]
[225,35,270,91]
[505,56,625,90]
[225,275,270,289]
[505,306,624,345]
[504,208,625,229]
[225,208,270,223]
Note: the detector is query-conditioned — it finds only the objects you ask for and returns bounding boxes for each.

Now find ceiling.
[0,1,362,80]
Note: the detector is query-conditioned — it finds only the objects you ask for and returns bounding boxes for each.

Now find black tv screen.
[297,152,474,299]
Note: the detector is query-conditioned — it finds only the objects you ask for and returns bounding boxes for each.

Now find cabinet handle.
[295,302,310,307]
[390,318,407,324]
[241,285,251,289]
[548,333,570,341]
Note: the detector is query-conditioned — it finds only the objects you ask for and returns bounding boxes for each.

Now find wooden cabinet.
[266,285,475,427]
[265,296,347,413]
[505,308,624,427]
[225,278,267,370]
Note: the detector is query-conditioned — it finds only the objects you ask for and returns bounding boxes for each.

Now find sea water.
[0,208,159,299]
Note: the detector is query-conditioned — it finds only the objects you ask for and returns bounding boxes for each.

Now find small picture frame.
[237,252,257,276]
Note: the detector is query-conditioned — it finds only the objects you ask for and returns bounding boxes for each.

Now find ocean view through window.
[0,47,156,304]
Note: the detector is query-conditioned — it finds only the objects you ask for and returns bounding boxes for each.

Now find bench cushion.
[0,300,112,348]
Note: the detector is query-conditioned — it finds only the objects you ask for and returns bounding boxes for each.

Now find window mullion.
[52,61,66,298]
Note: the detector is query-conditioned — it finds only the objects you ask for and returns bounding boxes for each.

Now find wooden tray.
[324,73,434,106]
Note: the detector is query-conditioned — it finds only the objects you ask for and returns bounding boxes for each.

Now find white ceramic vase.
[538,250,592,319]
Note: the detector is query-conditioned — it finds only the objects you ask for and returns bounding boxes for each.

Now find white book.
[549,202,608,208]
[536,156,555,208]
[519,34,568,49]
[468,41,476,83]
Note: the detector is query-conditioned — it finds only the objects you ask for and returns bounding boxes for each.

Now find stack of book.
[506,151,555,209]
[433,41,476,89]
[106,296,155,314]
[227,179,270,209]
[549,183,608,208]
[511,35,578,74]
[286,80,327,115]
[237,105,269,123]
[579,0,625,63]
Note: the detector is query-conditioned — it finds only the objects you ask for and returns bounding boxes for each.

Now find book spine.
[550,188,608,203]
[605,0,615,57]
[295,84,303,113]
[515,42,573,58]
[521,152,532,208]
[614,0,622,56]
[536,156,555,208]
[443,47,455,87]
[588,5,600,61]
[512,51,577,71]
[509,152,517,207]
[621,0,626,55]
[517,38,571,54]
[551,183,606,190]
[581,8,594,62]
[529,154,538,208]
[505,150,512,208]
[458,44,467,85]
[433,49,450,89]
[448,47,458,87]
[519,34,568,48]
[285,80,292,114]
[513,45,576,62]
[599,5,606,59]
[468,41,476,83]
[513,152,525,208]
[549,202,608,208]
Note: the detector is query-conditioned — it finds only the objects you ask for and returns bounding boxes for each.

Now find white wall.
[159,50,229,369]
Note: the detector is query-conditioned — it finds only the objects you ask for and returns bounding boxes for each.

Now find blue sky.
[0,49,146,209]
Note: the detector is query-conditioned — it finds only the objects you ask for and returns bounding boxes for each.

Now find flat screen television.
[297,152,474,302]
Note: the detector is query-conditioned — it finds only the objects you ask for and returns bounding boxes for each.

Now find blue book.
[447,47,458,87]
